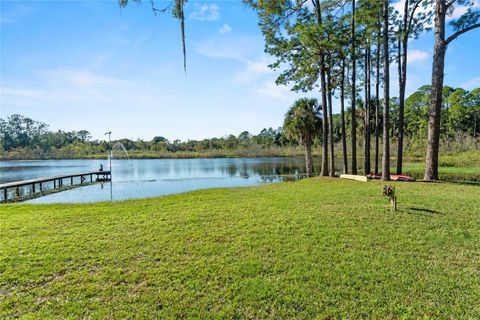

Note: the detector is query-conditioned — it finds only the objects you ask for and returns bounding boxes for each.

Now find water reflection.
[0,158,313,204]
[3,158,477,204]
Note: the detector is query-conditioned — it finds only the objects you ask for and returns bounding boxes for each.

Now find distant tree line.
[0,114,296,158]
[1,85,478,160]
[0,114,95,153]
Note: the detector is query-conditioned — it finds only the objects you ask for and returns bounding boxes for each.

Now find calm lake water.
[0,158,314,204]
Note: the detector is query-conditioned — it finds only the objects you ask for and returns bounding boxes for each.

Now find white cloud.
[392,0,480,25]
[0,87,45,99]
[461,77,480,90]
[233,57,274,84]
[254,81,296,101]
[447,1,480,21]
[0,5,33,25]
[219,24,232,34]
[44,69,126,88]
[0,69,132,108]
[408,49,429,63]
[0,16,13,24]
[197,40,242,60]
[195,34,314,102]
[190,3,219,22]
[196,35,262,60]
[246,59,272,74]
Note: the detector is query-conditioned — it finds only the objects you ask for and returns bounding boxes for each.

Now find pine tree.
[425,0,480,180]
[381,0,391,181]
[393,0,433,175]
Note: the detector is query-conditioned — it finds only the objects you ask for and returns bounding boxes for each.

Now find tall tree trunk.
[341,59,348,174]
[351,0,357,174]
[314,0,329,177]
[327,63,335,177]
[397,0,409,175]
[364,49,368,174]
[375,20,381,175]
[320,65,329,177]
[304,141,313,177]
[367,46,371,174]
[382,0,390,181]
[396,35,402,172]
[364,47,371,174]
[425,0,446,181]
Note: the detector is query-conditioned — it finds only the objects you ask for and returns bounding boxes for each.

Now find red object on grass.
[366,173,415,182]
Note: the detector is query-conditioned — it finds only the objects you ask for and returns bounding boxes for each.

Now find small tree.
[283,98,322,177]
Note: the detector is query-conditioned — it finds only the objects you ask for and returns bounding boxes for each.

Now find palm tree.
[283,98,322,177]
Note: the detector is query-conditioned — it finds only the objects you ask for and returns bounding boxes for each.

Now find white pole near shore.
[105,131,113,201]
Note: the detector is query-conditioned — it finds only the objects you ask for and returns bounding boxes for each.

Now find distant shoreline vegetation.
[1,146,309,161]
[1,85,479,162]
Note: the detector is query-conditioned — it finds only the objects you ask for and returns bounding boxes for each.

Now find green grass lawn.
[401,150,480,181]
[402,162,480,181]
[404,163,480,175]
[1,179,480,319]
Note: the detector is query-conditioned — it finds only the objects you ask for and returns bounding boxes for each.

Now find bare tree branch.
[406,0,424,36]
[446,22,480,43]
[446,0,457,10]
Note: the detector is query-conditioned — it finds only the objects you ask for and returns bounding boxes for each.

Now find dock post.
[90,174,93,183]
[40,182,43,192]
[32,183,35,194]
[16,187,20,197]
[4,188,7,201]
[54,179,57,189]
[71,177,73,185]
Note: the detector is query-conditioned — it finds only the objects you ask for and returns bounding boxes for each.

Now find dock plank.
[0,171,111,189]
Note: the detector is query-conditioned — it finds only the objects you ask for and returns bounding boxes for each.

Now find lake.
[0,158,314,204]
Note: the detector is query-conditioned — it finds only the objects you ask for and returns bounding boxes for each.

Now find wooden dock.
[0,171,111,203]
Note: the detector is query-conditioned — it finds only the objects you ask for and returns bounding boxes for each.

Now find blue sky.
[1,0,479,141]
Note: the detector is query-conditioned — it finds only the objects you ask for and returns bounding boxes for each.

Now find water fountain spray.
[105,131,112,172]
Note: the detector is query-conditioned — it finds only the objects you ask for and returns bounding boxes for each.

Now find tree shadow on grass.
[405,207,443,215]
[445,180,480,186]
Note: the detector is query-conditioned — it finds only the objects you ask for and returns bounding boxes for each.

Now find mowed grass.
[402,150,480,181]
[402,163,480,182]
[1,179,480,319]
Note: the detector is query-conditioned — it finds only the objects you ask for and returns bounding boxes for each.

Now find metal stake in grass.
[383,185,397,211]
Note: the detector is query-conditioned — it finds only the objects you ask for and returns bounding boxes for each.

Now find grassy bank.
[399,151,480,181]
[1,179,480,318]
[0,147,308,160]
[403,163,480,181]
[3,146,479,163]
